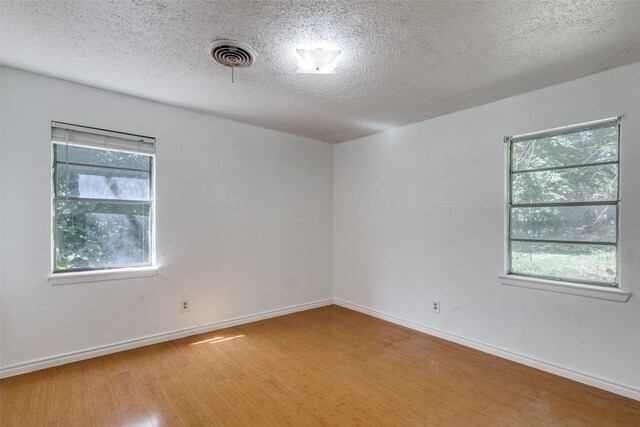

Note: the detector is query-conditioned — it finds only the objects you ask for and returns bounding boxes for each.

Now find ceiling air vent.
[208,40,256,68]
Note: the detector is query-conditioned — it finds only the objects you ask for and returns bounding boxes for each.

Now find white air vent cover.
[208,40,256,67]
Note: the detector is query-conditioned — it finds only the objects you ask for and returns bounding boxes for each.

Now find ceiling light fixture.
[296,48,341,74]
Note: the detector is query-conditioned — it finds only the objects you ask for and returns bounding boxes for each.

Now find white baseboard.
[0,299,333,379]
[3,297,638,402]
[334,298,640,402]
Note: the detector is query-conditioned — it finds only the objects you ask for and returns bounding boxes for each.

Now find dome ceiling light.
[296,48,341,74]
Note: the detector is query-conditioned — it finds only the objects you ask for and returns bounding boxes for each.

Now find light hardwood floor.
[1,305,639,426]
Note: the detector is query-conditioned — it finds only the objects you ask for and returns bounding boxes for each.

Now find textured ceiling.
[2,1,640,143]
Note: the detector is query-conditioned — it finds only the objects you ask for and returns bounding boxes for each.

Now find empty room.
[1,0,639,425]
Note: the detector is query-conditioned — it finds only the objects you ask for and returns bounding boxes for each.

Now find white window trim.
[503,116,625,298]
[49,266,158,285]
[51,121,157,277]
[499,274,630,302]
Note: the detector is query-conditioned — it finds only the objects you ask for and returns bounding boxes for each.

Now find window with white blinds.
[52,122,155,273]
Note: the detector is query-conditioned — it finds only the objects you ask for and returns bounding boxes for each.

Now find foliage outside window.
[52,123,155,272]
[506,118,620,287]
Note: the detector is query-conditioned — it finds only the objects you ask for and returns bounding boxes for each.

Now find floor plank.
[1,306,638,426]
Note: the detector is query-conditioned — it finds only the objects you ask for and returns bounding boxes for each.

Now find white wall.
[0,67,333,369]
[2,61,639,397]
[334,62,640,393]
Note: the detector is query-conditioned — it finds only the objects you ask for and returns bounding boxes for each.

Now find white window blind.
[52,122,155,273]
[52,122,155,155]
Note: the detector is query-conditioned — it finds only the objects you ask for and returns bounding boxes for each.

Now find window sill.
[49,266,158,285]
[499,274,630,302]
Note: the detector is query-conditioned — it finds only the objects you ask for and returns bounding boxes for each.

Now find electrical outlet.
[432,300,440,313]
[180,299,191,313]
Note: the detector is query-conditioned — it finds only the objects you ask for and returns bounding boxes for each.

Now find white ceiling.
[2,1,640,143]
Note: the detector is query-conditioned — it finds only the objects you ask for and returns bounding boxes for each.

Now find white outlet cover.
[432,300,440,313]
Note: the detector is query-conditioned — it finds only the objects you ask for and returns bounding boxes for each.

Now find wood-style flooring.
[1,305,639,426]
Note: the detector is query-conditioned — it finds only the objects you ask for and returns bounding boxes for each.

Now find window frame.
[50,121,157,277]
[504,116,622,289]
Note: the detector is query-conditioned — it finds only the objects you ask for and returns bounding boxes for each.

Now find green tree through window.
[506,119,620,286]
[52,124,155,272]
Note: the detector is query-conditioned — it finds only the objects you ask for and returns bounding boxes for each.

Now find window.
[52,122,155,273]
[505,117,620,287]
